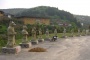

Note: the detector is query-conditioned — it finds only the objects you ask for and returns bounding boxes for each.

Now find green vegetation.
[16,6,81,27]
[74,15,90,29]
[0,17,81,48]
[1,6,81,27]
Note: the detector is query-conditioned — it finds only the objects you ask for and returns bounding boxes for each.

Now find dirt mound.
[28,47,46,52]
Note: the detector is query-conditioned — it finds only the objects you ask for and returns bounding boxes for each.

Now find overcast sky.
[0,0,90,16]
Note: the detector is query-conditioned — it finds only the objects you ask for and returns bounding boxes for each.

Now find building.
[17,16,50,25]
[0,11,4,17]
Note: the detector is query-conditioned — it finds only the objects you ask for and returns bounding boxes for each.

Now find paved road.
[0,36,90,60]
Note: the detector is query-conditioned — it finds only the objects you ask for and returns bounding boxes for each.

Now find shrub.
[0,34,7,47]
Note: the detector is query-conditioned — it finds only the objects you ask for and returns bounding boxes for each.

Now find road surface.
[0,36,90,60]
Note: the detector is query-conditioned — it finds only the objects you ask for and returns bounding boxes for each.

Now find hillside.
[74,15,90,28]
[16,6,80,26]
[16,6,75,20]
[0,6,81,27]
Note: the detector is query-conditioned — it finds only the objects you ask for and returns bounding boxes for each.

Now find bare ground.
[0,36,90,60]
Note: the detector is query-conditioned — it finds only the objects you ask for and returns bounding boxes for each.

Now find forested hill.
[0,6,78,22]
[0,6,81,27]
[16,6,77,21]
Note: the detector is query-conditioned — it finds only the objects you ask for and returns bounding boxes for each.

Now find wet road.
[0,36,90,60]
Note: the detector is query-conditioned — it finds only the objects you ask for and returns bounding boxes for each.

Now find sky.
[0,0,90,16]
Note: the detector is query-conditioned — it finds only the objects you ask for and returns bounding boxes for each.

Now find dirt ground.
[0,36,90,60]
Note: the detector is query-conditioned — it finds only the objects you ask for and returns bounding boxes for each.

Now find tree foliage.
[16,6,80,27]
